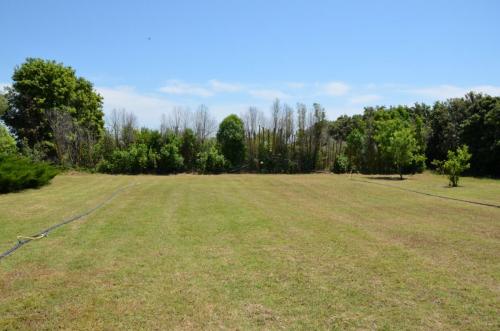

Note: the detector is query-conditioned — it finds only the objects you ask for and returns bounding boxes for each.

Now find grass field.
[0,172,499,330]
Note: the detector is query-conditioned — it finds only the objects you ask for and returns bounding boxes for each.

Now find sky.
[1,0,500,127]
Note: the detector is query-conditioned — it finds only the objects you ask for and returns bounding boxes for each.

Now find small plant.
[332,154,349,174]
[432,145,471,187]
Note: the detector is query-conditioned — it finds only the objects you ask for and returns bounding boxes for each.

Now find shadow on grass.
[365,176,407,181]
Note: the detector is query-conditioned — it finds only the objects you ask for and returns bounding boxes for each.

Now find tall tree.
[388,128,419,179]
[217,114,246,167]
[180,128,198,171]
[1,58,104,159]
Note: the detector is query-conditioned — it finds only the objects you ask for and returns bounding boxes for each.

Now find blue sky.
[1,0,500,126]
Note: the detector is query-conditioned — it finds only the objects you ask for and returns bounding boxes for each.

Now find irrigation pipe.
[0,183,137,262]
[350,177,500,209]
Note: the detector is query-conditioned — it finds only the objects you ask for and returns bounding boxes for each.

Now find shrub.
[332,154,349,174]
[432,145,471,187]
[196,144,226,174]
[0,124,17,156]
[0,155,58,193]
[157,143,184,174]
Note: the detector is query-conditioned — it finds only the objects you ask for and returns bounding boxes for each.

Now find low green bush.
[332,154,350,174]
[196,143,226,174]
[0,155,58,193]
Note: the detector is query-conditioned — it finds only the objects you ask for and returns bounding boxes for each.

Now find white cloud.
[350,94,382,104]
[249,89,290,101]
[469,85,500,96]
[286,82,305,89]
[320,81,351,96]
[408,84,500,99]
[97,86,175,127]
[159,80,213,97]
[208,79,243,93]
[325,106,364,119]
[0,82,10,92]
[408,85,466,99]
[210,103,254,121]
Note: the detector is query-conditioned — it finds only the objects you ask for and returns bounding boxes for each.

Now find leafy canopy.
[216,114,245,167]
[0,124,17,156]
[1,58,104,154]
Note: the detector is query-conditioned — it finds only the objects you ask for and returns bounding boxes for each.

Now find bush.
[0,124,17,156]
[409,153,427,174]
[196,144,226,174]
[432,145,471,187]
[96,141,184,175]
[0,155,58,193]
[157,143,184,174]
[332,154,349,173]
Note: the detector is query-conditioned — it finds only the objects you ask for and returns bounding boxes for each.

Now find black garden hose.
[350,177,500,209]
[0,183,136,261]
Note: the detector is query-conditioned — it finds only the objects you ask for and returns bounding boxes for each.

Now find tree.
[433,145,471,187]
[346,128,364,172]
[217,114,246,167]
[180,128,198,171]
[0,94,7,116]
[389,128,420,179]
[0,124,16,156]
[1,58,104,159]
[194,104,216,143]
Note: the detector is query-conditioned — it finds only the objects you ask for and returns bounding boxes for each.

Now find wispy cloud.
[407,84,500,99]
[97,86,175,126]
[320,81,351,96]
[0,82,10,92]
[350,94,382,104]
[208,79,243,93]
[159,80,213,97]
[286,82,305,89]
[249,89,290,101]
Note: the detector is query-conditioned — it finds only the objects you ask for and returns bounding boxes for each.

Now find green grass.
[0,172,499,330]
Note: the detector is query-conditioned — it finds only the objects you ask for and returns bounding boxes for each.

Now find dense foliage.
[0,124,16,156]
[0,155,58,193]
[217,115,245,167]
[1,58,104,166]
[1,59,499,181]
[95,111,226,174]
[427,93,499,176]
[315,94,498,178]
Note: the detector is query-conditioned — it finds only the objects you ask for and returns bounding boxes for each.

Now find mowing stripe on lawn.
[351,177,500,209]
[0,183,137,262]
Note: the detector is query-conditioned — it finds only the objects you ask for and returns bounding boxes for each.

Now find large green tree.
[346,128,364,172]
[388,128,419,179]
[1,58,104,156]
[217,114,246,167]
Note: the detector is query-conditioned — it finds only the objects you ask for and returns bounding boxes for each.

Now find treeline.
[95,107,226,174]
[325,93,499,177]
[1,58,499,183]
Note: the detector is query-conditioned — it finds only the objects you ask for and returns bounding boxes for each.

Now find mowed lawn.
[0,173,499,330]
